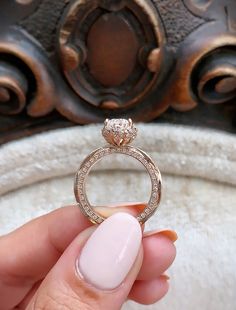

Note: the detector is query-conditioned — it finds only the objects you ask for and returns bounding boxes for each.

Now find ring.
[74,118,162,224]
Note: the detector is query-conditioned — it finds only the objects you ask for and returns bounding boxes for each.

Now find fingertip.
[145,233,176,262]
[137,234,176,280]
[129,276,169,305]
[47,205,92,253]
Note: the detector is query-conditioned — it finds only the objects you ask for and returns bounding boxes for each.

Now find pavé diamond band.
[74,119,162,224]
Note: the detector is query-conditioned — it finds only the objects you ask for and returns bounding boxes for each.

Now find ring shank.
[74,145,162,224]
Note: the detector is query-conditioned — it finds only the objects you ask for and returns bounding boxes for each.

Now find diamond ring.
[74,119,162,224]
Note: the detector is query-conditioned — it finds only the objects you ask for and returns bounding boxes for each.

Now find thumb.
[26,212,143,310]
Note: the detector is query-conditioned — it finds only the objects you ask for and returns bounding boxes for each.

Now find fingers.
[129,276,169,305]
[26,213,143,310]
[137,230,177,281]
[128,230,176,305]
[0,206,92,310]
[20,229,177,308]
[16,281,42,309]
[0,203,146,310]
[0,202,177,309]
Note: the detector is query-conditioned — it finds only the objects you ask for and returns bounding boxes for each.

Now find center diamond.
[102,118,138,146]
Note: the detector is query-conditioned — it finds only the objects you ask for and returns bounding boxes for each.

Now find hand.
[0,204,177,310]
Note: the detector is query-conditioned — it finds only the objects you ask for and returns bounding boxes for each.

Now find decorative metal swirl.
[193,48,236,104]
[0,27,59,117]
[165,23,236,112]
[0,61,28,114]
[0,0,235,133]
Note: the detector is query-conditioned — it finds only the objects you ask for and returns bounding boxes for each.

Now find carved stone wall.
[0,0,235,143]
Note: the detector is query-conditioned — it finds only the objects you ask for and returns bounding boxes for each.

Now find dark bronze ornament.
[58,0,166,111]
[0,27,57,117]
[0,0,235,143]
[163,29,236,112]
[0,61,28,115]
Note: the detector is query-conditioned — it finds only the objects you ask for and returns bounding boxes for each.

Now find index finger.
[0,206,92,309]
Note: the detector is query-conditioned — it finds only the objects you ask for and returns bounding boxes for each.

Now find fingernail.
[144,229,178,242]
[78,212,142,290]
[160,274,170,281]
[96,203,146,218]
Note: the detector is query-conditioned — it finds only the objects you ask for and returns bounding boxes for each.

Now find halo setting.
[102,118,137,146]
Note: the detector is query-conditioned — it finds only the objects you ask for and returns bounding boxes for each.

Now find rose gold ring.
[74,119,162,224]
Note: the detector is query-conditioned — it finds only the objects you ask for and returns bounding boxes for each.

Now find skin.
[0,204,177,310]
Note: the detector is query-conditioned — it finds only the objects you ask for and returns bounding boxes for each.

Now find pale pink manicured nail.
[78,212,142,290]
[144,229,178,242]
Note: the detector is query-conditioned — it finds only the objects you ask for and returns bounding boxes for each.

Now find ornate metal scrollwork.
[0,61,28,115]
[0,0,235,143]
[193,47,236,105]
[161,19,236,112]
[58,0,167,111]
[0,27,57,117]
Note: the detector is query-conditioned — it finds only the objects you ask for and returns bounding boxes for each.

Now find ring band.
[74,119,162,224]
